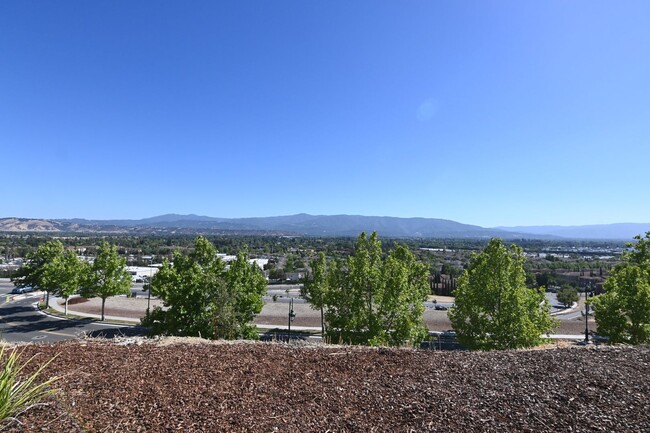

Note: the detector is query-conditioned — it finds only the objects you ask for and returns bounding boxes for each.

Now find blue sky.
[1,1,649,227]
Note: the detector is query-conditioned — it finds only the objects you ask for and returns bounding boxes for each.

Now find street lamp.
[584,282,592,343]
[288,297,296,341]
[146,268,153,315]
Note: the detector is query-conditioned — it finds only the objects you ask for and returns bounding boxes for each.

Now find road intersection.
[0,278,142,343]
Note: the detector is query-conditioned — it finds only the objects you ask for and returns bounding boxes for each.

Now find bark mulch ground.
[4,339,649,432]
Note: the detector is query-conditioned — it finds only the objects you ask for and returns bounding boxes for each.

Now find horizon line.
[1,214,649,229]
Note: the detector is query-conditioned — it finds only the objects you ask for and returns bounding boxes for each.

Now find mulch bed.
[4,340,649,432]
[65,297,89,306]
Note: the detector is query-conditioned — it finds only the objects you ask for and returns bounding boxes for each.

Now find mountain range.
[496,223,650,240]
[1,214,648,240]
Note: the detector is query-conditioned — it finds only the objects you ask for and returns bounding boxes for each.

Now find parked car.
[11,286,34,294]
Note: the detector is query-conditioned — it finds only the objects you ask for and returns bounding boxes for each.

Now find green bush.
[557,287,579,308]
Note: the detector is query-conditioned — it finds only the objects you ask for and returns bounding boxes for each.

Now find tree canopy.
[45,250,88,315]
[145,236,267,340]
[449,238,557,350]
[557,287,579,308]
[321,232,429,346]
[592,232,650,344]
[80,241,132,321]
[11,240,65,296]
[301,252,329,336]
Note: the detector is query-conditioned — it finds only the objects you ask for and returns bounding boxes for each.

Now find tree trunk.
[65,297,68,316]
[101,297,106,321]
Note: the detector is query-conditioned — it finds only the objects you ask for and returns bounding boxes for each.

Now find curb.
[46,295,140,326]
[36,305,138,327]
[550,301,580,316]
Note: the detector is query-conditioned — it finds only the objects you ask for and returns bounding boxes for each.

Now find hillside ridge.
[1,214,647,239]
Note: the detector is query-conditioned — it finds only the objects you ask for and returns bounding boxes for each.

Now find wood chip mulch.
[4,339,650,432]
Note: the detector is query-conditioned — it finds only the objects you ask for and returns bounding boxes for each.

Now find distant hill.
[497,223,650,240]
[0,218,63,232]
[3,214,644,239]
[0,214,539,239]
[57,213,522,238]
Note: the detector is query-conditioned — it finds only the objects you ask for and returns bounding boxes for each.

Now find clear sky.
[1,1,649,227]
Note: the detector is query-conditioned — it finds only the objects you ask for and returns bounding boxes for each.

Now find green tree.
[80,242,131,321]
[525,271,538,288]
[221,251,267,339]
[627,232,650,267]
[449,238,557,350]
[11,240,65,305]
[323,232,429,346]
[301,252,329,336]
[147,236,226,337]
[45,251,88,315]
[441,262,462,277]
[557,287,579,308]
[592,232,650,344]
[284,254,296,273]
[146,236,267,340]
[268,268,285,281]
[536,272,558,289]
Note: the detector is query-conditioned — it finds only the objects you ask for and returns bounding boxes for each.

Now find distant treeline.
[1,233,625,279]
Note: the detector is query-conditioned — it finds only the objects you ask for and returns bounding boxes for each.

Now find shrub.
[0,347,59,426]
[557,287,579,308]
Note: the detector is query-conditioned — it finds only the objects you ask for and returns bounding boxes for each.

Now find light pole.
[146,268,152,315]
[584,283,591,343]
[288,297,296,341]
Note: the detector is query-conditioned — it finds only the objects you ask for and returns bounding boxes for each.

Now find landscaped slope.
[5,340,650,432]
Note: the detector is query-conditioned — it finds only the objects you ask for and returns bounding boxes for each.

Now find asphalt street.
[0,278,144,343]
[130,282,149,297]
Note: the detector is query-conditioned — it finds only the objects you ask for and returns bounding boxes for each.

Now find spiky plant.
[0,346,59,427]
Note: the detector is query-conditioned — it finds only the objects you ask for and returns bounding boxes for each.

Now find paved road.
[130,283,150,298]
[0,279,145,343]
[0,278,18,295]
[1,278,149,299]
[263,295,307,304]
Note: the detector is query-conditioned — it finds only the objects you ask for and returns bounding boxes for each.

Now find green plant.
[449,238,557,350]
[557,287,579,308]
[149,237,267,340]
[593,232,650,344]
[0,347,59,427]
[322,232,430,347]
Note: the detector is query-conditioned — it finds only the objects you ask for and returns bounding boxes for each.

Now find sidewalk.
[257,324,321,332]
